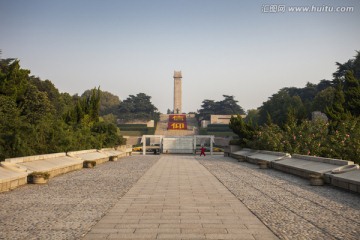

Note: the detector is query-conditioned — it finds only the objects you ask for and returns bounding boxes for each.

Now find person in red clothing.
[200,146,206,156]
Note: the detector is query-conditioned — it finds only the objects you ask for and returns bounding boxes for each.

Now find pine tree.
[344,71,360,116]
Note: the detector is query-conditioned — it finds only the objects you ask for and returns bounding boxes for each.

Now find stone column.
[173,71,182,114]
[142,136,146,155]
[193,136,197,154]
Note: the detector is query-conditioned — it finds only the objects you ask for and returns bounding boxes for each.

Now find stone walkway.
[83,155,278,240]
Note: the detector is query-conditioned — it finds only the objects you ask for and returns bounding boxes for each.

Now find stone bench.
[273,154,354,183]
[0,165,28,192]
[246,150,291,168]
[122,145,134,156]
[325,168,360,194]
[67,149,110,166]
[4,153,83,180]
[224,145,242,157]
[230,148,258,161]
[99,148,127,161]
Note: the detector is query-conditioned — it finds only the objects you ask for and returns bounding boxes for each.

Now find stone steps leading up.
[155,114,198,136]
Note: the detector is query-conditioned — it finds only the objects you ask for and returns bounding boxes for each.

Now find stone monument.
[173,71,182,114]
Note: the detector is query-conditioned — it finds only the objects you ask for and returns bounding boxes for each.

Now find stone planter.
[309,174,324,186]
[110,156,118,161]
[83,161,96,168]
[32,176,48,184]
[29,172,50,184]
[258,160,268,169]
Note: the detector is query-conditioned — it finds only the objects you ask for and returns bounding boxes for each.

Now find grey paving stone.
[84,155,278,239]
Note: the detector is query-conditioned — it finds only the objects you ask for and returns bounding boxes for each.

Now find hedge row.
[119,126,149,131]
[207,127,232,132]
[120,127,155,135]
[207,124,230,128]
[118,124,147,128]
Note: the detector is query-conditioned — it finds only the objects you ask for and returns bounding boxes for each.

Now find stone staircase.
[155,114,198,136]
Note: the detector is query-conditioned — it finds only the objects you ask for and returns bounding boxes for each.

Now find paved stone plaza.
[84,155,278,240]
[1,155,359,240]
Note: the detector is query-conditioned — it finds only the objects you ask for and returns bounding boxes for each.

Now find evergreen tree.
[325,80,347,123]
[229,115,254,147]
[344,71,360,116]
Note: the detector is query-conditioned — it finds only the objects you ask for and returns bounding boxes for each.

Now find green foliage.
[199,128,208,135]
[119,126,149,131]
[325,80,348,125]
[246,115,360,164]
[197,95,245,121]
[118,93,160,121]
[249,122,285,152]
[0,57,125,161]
[233,51,360,163]
[101,113,117,125]
[206,125,232,132]
[244,109,259,127]
[147,127,155,135]
[82,89,121,116]
[312,87,335,113]
[258,89,306,126]
[119,124,155,136]
[118,124,147,128]
[229,115,254,147]
[344,71,360,116]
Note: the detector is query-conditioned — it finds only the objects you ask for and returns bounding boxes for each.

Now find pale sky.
[1,0,359,113]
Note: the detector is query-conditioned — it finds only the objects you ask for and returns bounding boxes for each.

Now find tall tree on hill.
[21,84,53,124]
[198,100,216,120]
[218,95,245,115]
[325,80,347,124]
[82,89,121,116]
[258,89,306,126]
[333,51,360,81]
[197,95,245,121]
[312,87,335,113]
[0,59,30,103]
[118,93,160,121]
[344,71,360,116]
